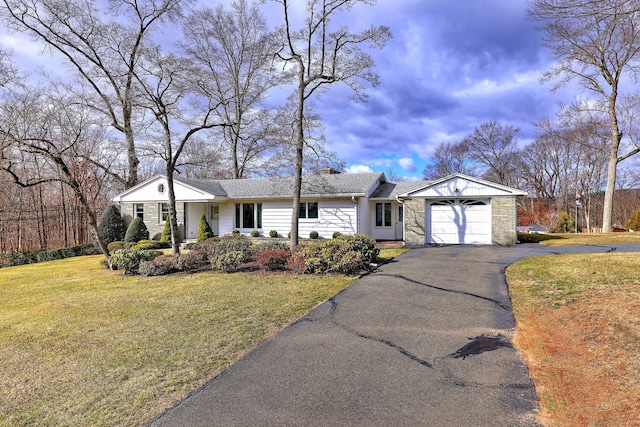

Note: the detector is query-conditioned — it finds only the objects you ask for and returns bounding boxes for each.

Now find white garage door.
[428,199,491,245]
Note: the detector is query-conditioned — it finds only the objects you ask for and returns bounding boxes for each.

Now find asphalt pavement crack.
[338,323,434,369]
[376,273,511,310]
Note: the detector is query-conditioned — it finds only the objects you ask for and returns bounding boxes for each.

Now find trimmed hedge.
[289,233,379,274]
[0,244,96,269]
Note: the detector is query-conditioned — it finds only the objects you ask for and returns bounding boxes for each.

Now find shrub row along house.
[112,168,527,246]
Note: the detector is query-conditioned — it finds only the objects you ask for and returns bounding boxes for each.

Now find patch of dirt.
[514,284,640,426]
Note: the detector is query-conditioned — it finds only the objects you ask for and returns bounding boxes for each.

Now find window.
[299,202,319,219]
[375,202,392,227]
[159,203,169,222]
[398,206,404,222]
[235,203,262,229]
[134,203,144,220]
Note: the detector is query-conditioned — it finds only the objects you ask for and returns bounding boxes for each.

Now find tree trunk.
[602,96,621,233]
[290,64,305,252]
[166,169,181,255]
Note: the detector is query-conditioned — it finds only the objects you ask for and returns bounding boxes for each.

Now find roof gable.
[113,175,225,202]
[402,174,527,198]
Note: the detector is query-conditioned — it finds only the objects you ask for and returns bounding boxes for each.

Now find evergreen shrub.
[160,220,171,242]
[98,205,126,244]
[197,214,213,242]
[124,217,149,242]
[211,251,245,273]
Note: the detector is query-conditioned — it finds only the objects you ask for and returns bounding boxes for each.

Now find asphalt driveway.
[149,243,640,427]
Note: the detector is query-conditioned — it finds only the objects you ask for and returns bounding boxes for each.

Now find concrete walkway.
[149,243,640,427]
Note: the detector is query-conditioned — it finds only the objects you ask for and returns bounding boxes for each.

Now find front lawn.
[0,256,355,426]
[518,231,640,246]
[507,253,640,425]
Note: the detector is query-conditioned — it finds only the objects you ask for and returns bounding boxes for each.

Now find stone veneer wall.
[491,197,518,246]
[120,202,185,241]
[403,196,519,246]
[404,198,426,246]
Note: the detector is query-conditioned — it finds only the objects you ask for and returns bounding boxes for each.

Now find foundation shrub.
[211,251,246,273]
[160,220,171,242]
[133,240,170,250]
[288,234,378,274]
[124,217,149,242]
[205,237,254,261]
[139,255,179,276]
[255,249,290,271]
[269,230,279,238]
[109,249,159,275]
[255,240,289,252]
[197,214,213,242]
[176,250,208,271]
[333,234,379,264]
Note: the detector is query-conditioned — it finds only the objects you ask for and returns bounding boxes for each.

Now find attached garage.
[428,199,491,245]
[400,174,527,246]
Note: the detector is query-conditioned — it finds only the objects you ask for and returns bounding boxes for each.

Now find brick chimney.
[320,166,341,175]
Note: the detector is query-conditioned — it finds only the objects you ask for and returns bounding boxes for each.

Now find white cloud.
[398,157,416,172]
[345,164,375,174]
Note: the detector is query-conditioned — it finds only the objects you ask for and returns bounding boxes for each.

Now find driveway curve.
[149,243,640,427]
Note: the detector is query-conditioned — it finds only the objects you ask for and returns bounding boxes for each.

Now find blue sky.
[307,0,575,180]
[266,0,583,181]
[1,0,576,181]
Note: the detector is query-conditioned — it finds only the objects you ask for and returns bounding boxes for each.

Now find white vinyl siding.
[217,200,357,238]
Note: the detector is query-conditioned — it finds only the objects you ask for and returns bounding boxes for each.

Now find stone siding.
[491,197,518,246]
[119,201,185,241]
[404,199,426,246]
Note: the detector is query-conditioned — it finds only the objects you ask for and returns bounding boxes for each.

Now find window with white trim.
[134,203,144,220]
[159,203,169,222]
[235,203,262,229]
[299,202,319,219]
[375,202,392,227]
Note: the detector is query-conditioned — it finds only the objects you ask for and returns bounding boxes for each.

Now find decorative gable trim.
[401,173,527,198]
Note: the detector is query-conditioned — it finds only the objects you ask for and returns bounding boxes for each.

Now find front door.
[395,205,404,240]
[185,203,206,240]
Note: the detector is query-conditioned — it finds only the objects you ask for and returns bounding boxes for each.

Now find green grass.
[518,232,640,246]
[507,252,640,310]
[0,256,355,426]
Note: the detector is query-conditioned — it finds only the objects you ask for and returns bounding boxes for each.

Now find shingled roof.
[369,180,432,199]
[177,172,385,199]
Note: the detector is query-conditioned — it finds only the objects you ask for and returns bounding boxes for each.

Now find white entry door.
[428,199,491,245]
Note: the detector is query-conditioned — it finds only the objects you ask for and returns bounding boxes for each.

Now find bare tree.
[0,48,18,88]
[273,0,391,250]
[528,0,640,232]
[1,0,186,189]
[462,120,520,186]
[422,140,474,180]
[134,47,226,255]
[182,0,282,179]
[0,87,113,259]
